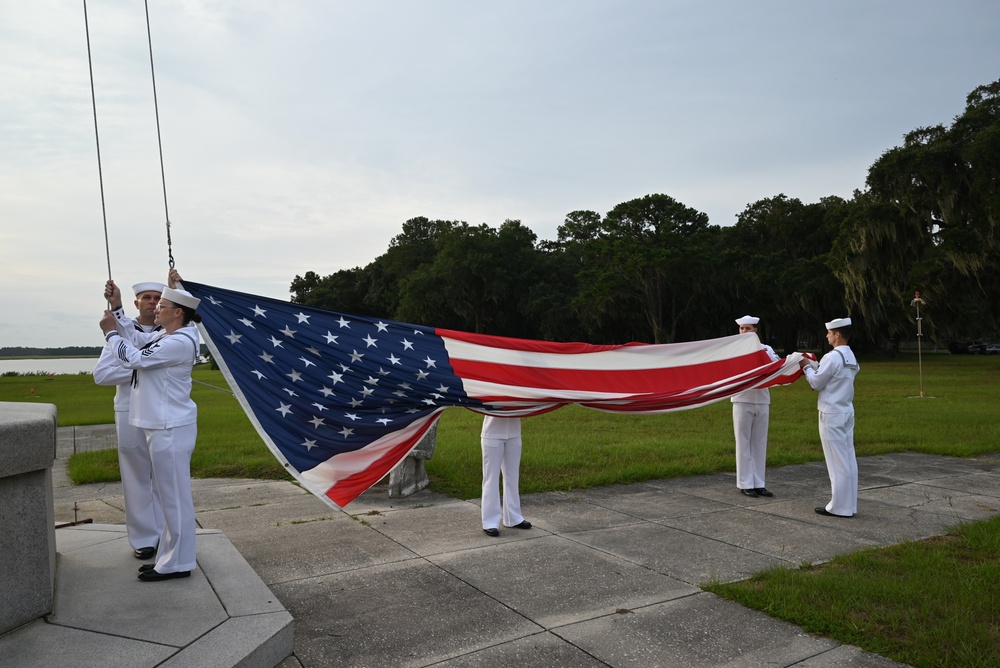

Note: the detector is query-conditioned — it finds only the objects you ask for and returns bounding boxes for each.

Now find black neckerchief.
[131,334,167,389]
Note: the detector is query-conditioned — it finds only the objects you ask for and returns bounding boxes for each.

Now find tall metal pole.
[911,291,925,398]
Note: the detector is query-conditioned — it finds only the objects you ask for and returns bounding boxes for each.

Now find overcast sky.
[2,1,997,349]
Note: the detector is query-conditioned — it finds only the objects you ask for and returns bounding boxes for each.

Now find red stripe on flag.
[324,415,441,507]
[448,350,774,396]
[437,328,635,354]
[578,359,803,413]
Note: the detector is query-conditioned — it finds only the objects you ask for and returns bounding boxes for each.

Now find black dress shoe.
[483,528,500,537]
[510,520,532,529]
[754,488,774,497]
[138,569,191,582]
[740,488,759,497]
[138,563,156,573]
[134,546,156,560]
[815,507,851,518]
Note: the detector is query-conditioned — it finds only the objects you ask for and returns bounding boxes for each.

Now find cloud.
[1,0,998,348]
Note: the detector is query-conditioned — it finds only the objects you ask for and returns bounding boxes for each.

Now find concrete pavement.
[6,424,1000,667]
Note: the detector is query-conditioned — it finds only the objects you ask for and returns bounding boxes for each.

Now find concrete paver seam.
[554,529,798,586]
[261,553,424,588]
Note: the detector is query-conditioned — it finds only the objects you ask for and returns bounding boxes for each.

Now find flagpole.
[911,291,925,398]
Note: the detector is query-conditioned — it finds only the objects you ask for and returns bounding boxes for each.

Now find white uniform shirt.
[803,345,859,413]
[107,308,199,429]
[93,320,163,411]
[731,343,781,405]
[481,415,522,440]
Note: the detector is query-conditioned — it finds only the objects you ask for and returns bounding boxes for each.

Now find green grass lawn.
[4,351,999,666]
[3,353,998,493]
[429,352,1000,499]
[705,516,1000,667]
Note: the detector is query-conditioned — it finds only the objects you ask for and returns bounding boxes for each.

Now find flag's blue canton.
[184,282,484,473]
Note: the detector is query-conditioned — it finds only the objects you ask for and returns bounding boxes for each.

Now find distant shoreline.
[1,347,102,359]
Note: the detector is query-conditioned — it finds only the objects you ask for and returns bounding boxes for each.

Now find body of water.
[0,358,98,375]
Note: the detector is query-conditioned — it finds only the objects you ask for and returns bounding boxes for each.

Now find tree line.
[290,80,1000,354]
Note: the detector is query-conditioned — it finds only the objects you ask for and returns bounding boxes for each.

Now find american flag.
[183,281,805,508]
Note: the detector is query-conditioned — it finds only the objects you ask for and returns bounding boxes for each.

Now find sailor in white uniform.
[93,281,165,560]
[102,278,201,580]
[800,317,860,518]
[480,415,531,536]
[731,315,782,498]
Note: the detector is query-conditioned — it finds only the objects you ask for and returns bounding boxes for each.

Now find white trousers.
[733,403,769,489]
[818,411,858,516]
[145,423,198,573]
[115,411,163,550]
[481,437,524,529]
